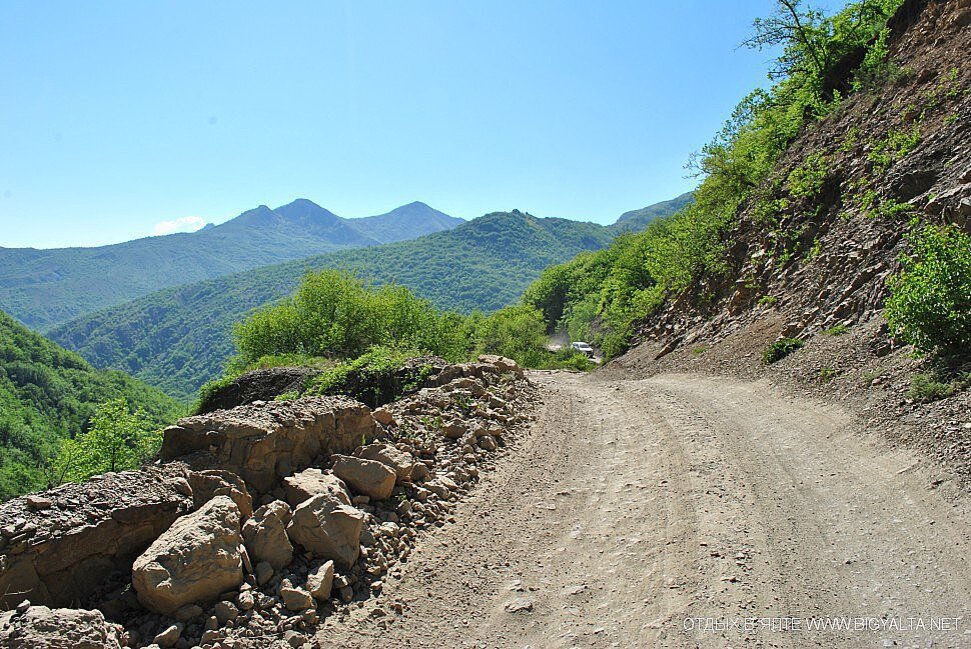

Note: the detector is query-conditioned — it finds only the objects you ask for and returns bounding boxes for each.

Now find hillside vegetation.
[197,268,590,411]
[0,310,181,500]
[0,200,460,331]
[50,211,619,400]
[521,0,970,363]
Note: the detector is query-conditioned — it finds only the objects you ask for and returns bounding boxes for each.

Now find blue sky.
[1,1,801,248]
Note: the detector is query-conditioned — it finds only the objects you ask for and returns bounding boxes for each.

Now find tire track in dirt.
[317,372,971,648]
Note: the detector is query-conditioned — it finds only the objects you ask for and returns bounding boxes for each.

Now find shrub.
[48,399,160,485]
[762,337,805,364]
[233,269,470,365]
[822,324,849,336]
[886,225,971,357]
[908,373,955,402]
[471,305,553,369]
[304,345,433,408]
[868,124,921,171]
[787,154,830,200]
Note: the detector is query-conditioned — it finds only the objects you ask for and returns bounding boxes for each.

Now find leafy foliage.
[907,372,957,402]
[47,399,161,486]
[0,311,181,500]
[762,337,806,364]
[303,346,435,408]
[886,225,971,357]
[233,269,470,366]
[215,270,593,402]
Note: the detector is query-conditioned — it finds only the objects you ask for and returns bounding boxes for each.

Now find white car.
[570,341,594,357]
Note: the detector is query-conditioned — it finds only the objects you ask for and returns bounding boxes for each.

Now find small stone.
[153,623,183,648]
[214,600,239,624]
[280,586,314,612]
[173,604,203,623]
[284,630,310,648]
[504,597,534,613]
[441,421,466,439]
[237,590,255,611]
[305,561,334,602]
[255,561,274,586]
[372,408,395,426]
[25,495,53,510]
[478,435,498,451]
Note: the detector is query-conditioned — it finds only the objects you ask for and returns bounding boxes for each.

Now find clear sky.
[1,1,798,248]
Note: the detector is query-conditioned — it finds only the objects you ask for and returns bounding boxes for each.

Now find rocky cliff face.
[0,356,536,648]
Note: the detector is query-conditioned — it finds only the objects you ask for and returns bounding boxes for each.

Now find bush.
[470,305,551,368]
[822,324,849,335]
[304,345,435,408]
[908,373,955,402]
[886,225,971,357]
[762,337,805,364]
[233,269,470,365]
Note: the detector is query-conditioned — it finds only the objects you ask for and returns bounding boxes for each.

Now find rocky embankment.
[0,355,536,649]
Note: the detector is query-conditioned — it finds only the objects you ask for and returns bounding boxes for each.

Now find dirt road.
[318,372,971,648]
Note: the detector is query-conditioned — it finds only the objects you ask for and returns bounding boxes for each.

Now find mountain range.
[0,200,463,331]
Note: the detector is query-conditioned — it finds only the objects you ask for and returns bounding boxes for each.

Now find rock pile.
[0,355,537,648]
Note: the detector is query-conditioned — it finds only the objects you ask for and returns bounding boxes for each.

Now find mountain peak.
[346,202,463,244]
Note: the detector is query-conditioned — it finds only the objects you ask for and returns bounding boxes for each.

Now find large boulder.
[161,397,376,492]
[354,443,417,483]
[283,468,350,507]
[331,455,396,500]
[241,500,293,571]
[285,494,363,569]
[188,469,253,518]
[0,604,125,649]
[132,496,244,615]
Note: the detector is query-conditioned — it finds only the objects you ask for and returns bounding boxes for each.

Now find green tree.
[471,305,550,368]
[50,399,161,485]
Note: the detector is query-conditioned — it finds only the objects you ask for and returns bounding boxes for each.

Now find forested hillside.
[0,200,459,331]
[0,310,181,500]
[49,211,615,400]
